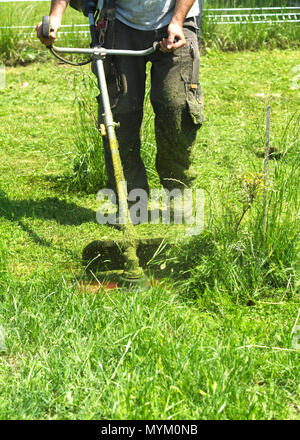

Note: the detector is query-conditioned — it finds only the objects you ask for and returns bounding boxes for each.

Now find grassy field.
[0,47,299,419]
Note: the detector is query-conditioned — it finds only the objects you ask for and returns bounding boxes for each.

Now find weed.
[69,72,107,193]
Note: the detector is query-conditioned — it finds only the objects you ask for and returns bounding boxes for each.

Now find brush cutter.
[42,6,170,287]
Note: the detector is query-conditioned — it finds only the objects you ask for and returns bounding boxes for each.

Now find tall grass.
[69,72,107,193]
[200,0,300,50]
[0,3,43,65]
[0,271,298,419]
[201,19,300,51]
[171,114,299,306]
[140,85,161,189]
[0,2,90,65]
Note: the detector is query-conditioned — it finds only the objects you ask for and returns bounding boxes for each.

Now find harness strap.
[103,0,116,49]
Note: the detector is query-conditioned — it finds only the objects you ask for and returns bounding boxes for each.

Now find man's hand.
[36,15,61,46]
[160,21,186,53]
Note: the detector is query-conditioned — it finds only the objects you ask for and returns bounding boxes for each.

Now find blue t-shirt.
[98,0,199,31]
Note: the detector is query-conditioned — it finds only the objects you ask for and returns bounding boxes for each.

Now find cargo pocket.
[179,33,204,127]
[186,81,205,127]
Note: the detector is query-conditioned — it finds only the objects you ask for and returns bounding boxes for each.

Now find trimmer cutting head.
[82,236,169,272]
[82,236,171,289]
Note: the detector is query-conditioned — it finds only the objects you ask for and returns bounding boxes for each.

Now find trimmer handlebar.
[41,15,160,56]
[48,44,160,57]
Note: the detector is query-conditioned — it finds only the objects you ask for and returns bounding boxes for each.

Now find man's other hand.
[36,15,61,46]
[160,21,186,52]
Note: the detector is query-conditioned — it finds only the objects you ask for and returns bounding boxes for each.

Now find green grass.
[0,49,299,419]
[201,18,300,51]
[201,0,300,50]
[0,276,299,420]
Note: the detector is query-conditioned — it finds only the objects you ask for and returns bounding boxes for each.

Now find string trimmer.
[41,2,168,287]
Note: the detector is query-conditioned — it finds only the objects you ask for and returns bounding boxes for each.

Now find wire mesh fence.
[1,1,300,32]
[0,0,299,64]
[201,1,300,24]
[204,0,300,8]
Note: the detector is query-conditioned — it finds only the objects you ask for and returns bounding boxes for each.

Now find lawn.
[0,47,299,419]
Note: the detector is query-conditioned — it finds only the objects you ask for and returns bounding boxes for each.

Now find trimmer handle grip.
[42,15,51,39]
[152,39,177,51]
[153,41,161,51]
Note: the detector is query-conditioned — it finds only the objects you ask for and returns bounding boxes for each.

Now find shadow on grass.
[0,189,96,261]
[27,173,108,197]
[0,190,96,226]
[35,175,88,195]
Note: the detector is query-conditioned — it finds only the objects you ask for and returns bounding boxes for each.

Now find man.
[36,0,204,198]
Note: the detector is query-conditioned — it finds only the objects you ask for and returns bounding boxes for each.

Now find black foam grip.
[42,16,51,38]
